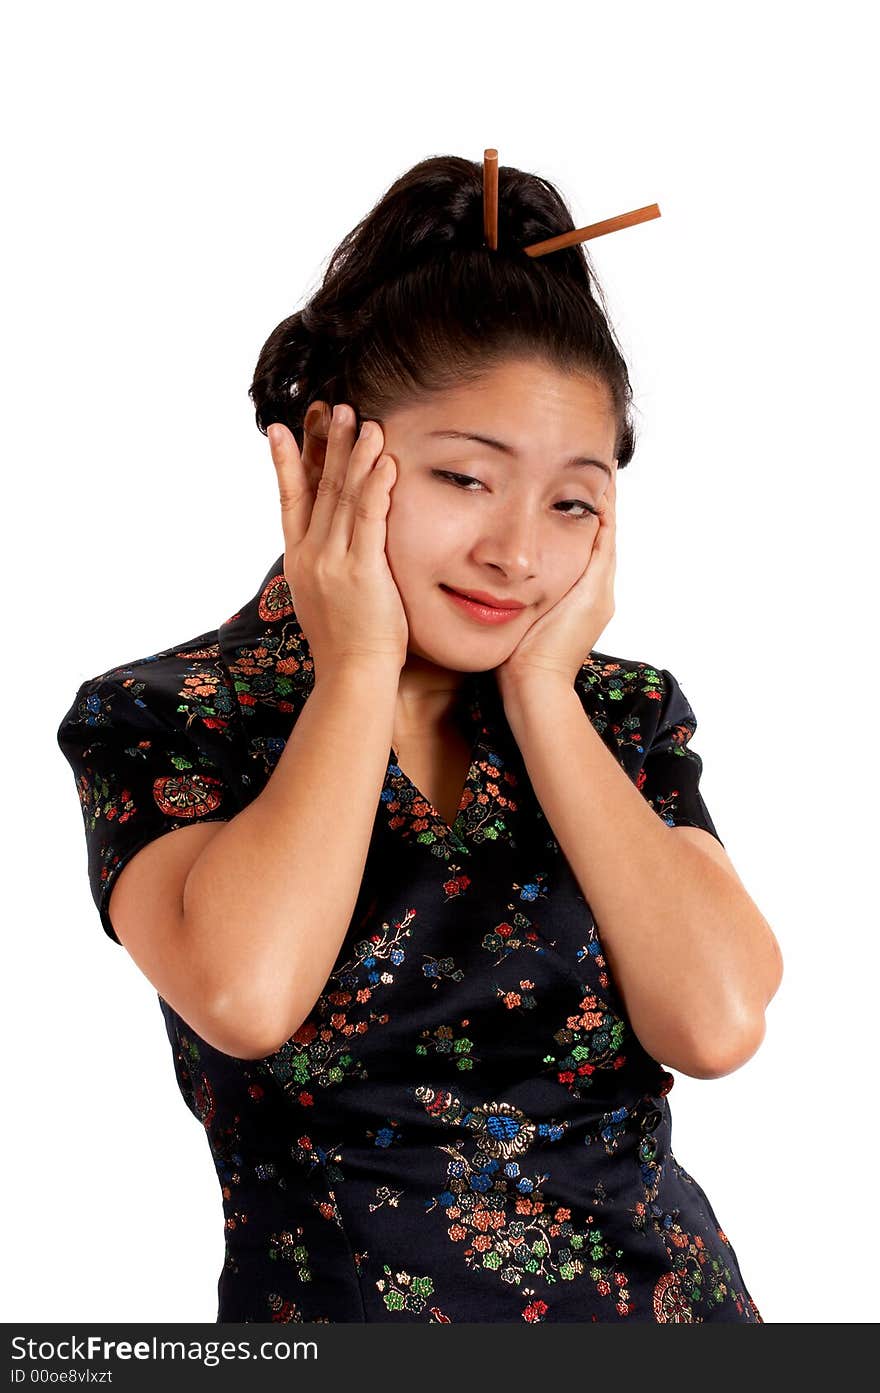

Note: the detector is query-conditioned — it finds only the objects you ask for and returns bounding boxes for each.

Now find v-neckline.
[384,674,484,846]
[380,673,524,858]
[387,736,481,840]
[389,682,483,836]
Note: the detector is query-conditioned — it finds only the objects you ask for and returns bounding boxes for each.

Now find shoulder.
[574,646,672,724]
[574,648,668,704]
[57,627,242,762]
[57,628,245,944]
[572,649,692,769]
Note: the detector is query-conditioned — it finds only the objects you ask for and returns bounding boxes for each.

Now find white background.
[4,0,876,1324]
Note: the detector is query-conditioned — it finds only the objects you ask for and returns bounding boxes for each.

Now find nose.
[470,503,539,581]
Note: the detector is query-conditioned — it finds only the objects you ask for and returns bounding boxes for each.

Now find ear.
[302,404,330,485]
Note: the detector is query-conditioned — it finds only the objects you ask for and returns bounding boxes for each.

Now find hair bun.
[249,153,637,469]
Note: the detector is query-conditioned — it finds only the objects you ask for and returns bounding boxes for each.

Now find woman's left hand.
[496,463,617,693]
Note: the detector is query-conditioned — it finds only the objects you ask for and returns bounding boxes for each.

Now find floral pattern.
[57,552,760,1323]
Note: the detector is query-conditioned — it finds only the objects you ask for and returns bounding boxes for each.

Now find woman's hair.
[250,154,638,468]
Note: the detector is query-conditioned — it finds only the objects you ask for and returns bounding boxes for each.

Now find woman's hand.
[267,402,409,680]
[496,464,617,694]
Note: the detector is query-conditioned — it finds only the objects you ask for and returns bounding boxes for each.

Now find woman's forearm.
[181,659,401,1058]
[500,672,783,1077]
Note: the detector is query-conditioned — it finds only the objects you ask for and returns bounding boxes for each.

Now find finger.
[306,403,360,547]
[596,494,616,547]
[602,467,616,509]
[598,472,616,525]
[348,450,398,564]
[268,422,314,555]
[589,477,616,561]
[326,418,387,554]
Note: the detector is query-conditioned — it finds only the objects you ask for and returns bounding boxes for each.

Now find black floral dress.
[57,553,764,1324]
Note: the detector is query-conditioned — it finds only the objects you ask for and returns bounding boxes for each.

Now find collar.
[218,552,318,730]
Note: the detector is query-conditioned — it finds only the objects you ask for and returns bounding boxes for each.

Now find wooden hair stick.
[483,148,499,250]
[522,203,661,256]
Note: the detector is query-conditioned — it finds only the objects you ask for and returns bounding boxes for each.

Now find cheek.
[540,535,596,605]
[384,489,420,567]
[385,482,461,569]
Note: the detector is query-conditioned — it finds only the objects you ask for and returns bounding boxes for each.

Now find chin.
[406,628,512,675]
[406,639,483,672]
[400,586,521,671]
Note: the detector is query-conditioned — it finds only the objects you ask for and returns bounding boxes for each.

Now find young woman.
[57,153,782,1324]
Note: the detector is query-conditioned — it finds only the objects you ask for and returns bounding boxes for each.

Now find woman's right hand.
[267,402,409,679]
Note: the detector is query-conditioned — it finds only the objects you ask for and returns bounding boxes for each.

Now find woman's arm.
[500,672,784,1079]
[181,656,401,1058]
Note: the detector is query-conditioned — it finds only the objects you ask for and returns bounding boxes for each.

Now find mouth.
[439,585,525,611]
[439,585,526,625]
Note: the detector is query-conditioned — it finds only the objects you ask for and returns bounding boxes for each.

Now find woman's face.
[378,356,618,673]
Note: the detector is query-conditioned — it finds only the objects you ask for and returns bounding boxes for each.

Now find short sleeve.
[636,667,725,847]
[57,648,244,945]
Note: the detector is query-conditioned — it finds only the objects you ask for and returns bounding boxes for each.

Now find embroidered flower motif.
[152,768,225,818]
[464,1101,538,1161]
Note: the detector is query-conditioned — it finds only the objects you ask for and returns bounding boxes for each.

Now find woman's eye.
[434,470,483,491]
[432,471,598,520]
[556,499,599,520]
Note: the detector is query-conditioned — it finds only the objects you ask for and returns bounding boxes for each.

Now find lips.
[440,585,525,611]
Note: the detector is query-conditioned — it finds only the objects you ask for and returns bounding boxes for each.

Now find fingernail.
[267,424,279,446]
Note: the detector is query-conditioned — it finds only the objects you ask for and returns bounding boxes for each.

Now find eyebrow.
[424,429,613,477]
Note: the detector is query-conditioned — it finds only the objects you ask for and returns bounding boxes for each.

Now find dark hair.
[249,154,639,468]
